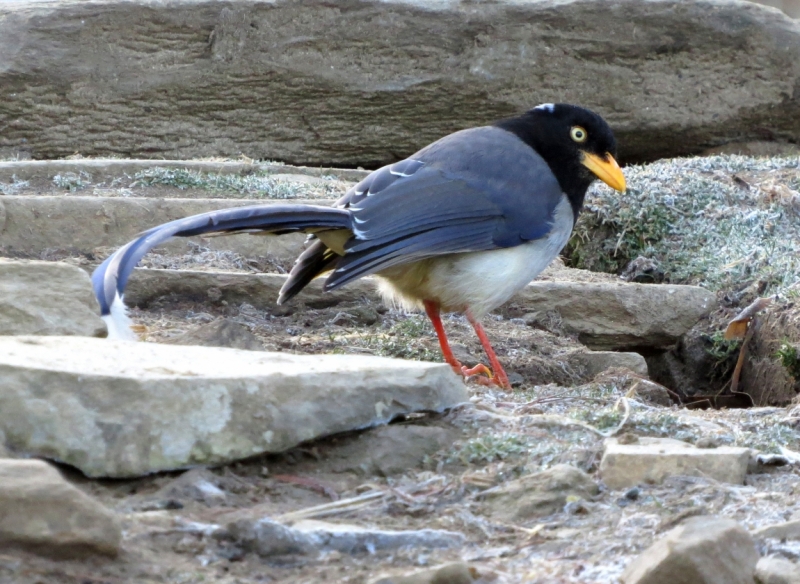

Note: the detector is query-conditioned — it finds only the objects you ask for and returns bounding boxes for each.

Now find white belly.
[376,194,574,316]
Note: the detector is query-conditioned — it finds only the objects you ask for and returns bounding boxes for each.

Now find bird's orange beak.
[582,152,626,192]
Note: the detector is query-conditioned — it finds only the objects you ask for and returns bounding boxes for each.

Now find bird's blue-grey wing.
[325,126,565,289]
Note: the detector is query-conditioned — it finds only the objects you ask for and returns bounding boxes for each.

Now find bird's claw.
[461,363,494,381]
[458,363,511,390]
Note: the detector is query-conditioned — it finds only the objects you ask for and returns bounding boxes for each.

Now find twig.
[730,317,757,394]
[601,397,631,438]
[276,491,386,523]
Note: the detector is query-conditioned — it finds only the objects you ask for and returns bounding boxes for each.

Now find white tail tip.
[103,293,137,341]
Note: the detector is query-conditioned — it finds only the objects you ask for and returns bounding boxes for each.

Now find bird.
[92,103,626,391]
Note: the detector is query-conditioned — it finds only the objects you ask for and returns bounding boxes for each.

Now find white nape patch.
[103,293,137,341]
[534,103,555,112]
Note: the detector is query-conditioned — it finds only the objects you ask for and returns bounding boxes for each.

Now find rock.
[621,516,758,584]
[0,336,467,478]
[592,368,673,407]
[227,518,465,557]
[751,0,800,19]
[2,1,800,165]
[567,350,649,378]
[481,464,599,522]
[755,557,800,584]
[0,459,121,557]
[600,437,750,490]
[0,259,106,337]
[0,195,311,263]
[517,282,715,350]
[754,520,800,540]
[645,329,730,399]
[165,318,263,351]
[227,518,316,556]
[371,563,478,584]
[324,424,457,477]
[157,468,227,506]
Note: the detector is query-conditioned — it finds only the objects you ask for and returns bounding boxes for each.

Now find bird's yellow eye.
[570,126,587,143]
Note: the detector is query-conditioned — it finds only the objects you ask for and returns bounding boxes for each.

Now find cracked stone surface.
[0,336,467,478]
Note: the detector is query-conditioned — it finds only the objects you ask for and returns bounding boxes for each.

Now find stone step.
[0,159,369,185]
[0,195,323,260]
[0,258,106,337]
[124,268,715,350]
[0,335,467,478]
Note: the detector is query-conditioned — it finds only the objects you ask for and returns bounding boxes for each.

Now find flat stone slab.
[600,437,750,490]
[0,195,315,260]
[227,517,465,557]
[0,259,106,337]
[0,336,467,478]
[753,520,800,540]
[519,281,715,350]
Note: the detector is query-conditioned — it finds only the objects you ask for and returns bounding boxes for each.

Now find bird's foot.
[460,363,510,390]
[461,362,493,382]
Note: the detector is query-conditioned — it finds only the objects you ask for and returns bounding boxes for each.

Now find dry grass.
[568,155,800,294]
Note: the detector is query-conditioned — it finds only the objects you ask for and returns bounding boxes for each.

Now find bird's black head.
[494,103,625,214]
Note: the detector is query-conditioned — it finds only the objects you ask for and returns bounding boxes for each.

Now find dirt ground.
[4,163,800,583]
[3,289,800,584]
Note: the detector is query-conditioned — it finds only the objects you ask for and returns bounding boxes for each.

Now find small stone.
[507,371,525,387]
[157,468,227,505]
[592,368,672,406]
[618,433,640,445]
[754,520,800,541]
[349,306,380,326]
[324,424,457,477]
[371,562,478,584]
[450,344,479,367]
[622,516,758,584]
[568,350,649,378]
[0,459,121,557]
[695,437,720,449]
[625,487,641,501]
[755,556,800,584]
[165,318,263,351]
[600,437,750,490]
[481,464,599,522]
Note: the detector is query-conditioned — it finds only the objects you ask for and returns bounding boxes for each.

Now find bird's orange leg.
[423,300,462,374]
[423,300,497,387]
[465,311,512,391]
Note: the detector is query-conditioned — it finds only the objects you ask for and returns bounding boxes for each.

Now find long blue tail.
[92,204,351,335]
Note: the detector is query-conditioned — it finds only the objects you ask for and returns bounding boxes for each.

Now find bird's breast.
[376,194,574,316]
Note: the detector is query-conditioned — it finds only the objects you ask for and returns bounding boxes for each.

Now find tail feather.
[92,204,352,319]
[278,239,339,305]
